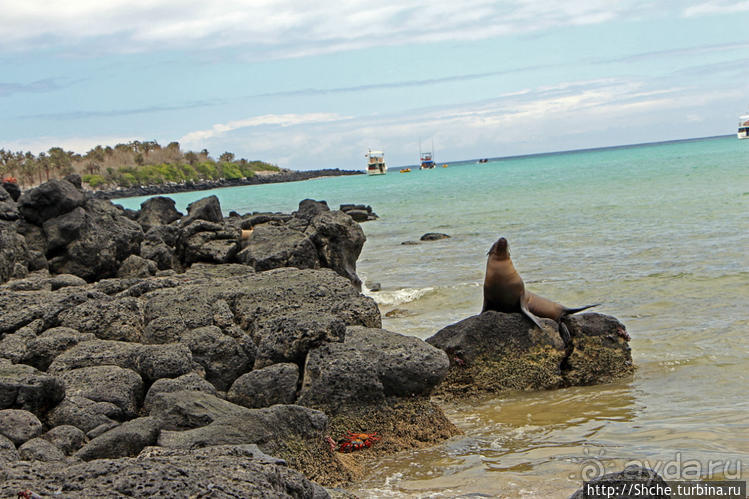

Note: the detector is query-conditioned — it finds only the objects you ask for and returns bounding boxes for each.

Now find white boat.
[419,139,435,169]
[738,113,749,139]
[365,149,387,175]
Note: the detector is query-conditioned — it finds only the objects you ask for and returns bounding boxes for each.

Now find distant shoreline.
[92,168,363,200]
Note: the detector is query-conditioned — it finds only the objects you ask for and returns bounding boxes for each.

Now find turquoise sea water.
[118,136,749,497]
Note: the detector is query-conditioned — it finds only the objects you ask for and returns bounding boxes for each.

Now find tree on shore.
[1,140,280,188]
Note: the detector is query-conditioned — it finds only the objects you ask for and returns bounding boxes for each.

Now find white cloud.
[683,1,749,16]
[188,77,734,169]
[179,112,347,145]
[2,135,138,155]
[0,0,667,57]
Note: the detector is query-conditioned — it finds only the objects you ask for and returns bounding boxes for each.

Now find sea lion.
[481,237,545,331]
[482,237,599,344]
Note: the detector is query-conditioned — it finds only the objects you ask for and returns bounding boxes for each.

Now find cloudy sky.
[2,0,748,170]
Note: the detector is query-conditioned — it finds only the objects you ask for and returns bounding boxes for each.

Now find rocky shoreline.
[0,176,634,497]
[89,168,363,200]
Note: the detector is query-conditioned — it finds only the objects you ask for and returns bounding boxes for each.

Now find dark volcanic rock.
[182,195,223,225]
[57,296,144,342]
[562,313,634,385]
[569,466,669,499]
[298,326,449,412]
[18,437,66,461]
[158,404,327,455]
[17,178,85,225]
[48,340,194,383]
[149,390,250,430]
[46,396,120,433]
[117,254,158,278]
[140,225,180,270]
[137,196,182,231]
[228,363,299,408]
[24,327,97,371]
[0,220,30,284]
[0,433,19,463]
[177,219,240,265]
[420,232,450,241]
[0,359,65,416]
[426,311,566,396]
[0,185,19,221]
[304,207,366,291]
[0,409,43,446]
[253,312,346,368]
[58,365,144,419]
[0,445,329,498]
[143,372,218,411]
[181,325,251,390]
[41,424,87,455]
[236,223,319,271]
[75,416,161,460]
[1,181,21,201]
[339,203,378,222]
[426,311,633,398]
[46,199,144,281]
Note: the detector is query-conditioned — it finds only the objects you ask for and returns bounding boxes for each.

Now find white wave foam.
[365,286,434,306]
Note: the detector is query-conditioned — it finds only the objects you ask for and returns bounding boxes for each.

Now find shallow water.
[118,136,749,497]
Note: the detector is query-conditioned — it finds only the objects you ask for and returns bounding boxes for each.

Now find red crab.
[336,432,380,453]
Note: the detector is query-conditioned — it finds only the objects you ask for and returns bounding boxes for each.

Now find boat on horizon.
[365,149,387,175]
[738,112,749,139]
[419,139,435,170]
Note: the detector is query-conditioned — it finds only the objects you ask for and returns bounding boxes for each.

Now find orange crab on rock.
[336,432,380,453]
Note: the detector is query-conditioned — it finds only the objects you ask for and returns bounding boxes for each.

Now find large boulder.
[253,312,346,368]
[45,199,144,281]
[298,326,449,412]
[46,396,120,433]
[0,409,43,446]
[17,178,85,225]
[75,416,161,461]
[176,219,240,265]
[47,340,194,383]
[143,372,218,411]
[562,313,634,385]
[0,359,65,416]
[181,326,252,390]
[0,433,19,463]
[137,196,182,231]
[57,365,144,419]
[0,445,329,497]
[236,223,319,271]
[0,220,29,284]
[426,311,633,398]
[56,296,144,342]
[0,185,19,221]
[303,206,366,291]
[228,363,299,408]
[1,181,20,201]
[181,195,223,225]
[148,390,250,430]
[24,327,97,371]
[18,437,66,462]
[41,424,87,455]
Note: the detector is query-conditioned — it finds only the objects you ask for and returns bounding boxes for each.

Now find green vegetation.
[0,140,280,189]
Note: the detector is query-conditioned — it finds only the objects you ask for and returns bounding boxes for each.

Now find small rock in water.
[420,233,450,241]
[367,282,381,292]
[401,240,419,245]
[384,308,412,318]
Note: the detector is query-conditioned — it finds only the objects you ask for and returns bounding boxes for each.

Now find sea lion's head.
[487,237,510,260]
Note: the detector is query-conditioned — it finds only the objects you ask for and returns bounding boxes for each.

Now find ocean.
[117,135,749,497]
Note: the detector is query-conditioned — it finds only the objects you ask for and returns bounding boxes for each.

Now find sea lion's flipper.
[563,303,601,315]
[559,321,571,346]
[520,301,545,331]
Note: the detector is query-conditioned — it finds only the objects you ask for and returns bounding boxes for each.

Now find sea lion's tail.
[563,303,601,315]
